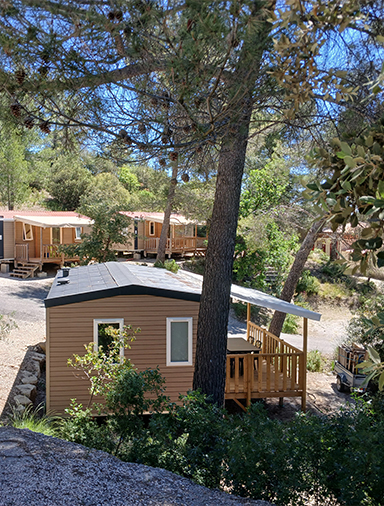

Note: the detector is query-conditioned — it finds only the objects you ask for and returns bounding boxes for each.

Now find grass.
[7,403,61,437]
[318,282,353,301]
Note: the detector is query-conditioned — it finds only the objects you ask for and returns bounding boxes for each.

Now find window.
[166,317,193,366]
[93,319,124,358]
[52,227,61,244]
[75,227,82,241]
[23,223,33,241]
[149,221,155,236]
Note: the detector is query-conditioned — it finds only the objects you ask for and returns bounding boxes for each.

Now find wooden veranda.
[225,303,309,412]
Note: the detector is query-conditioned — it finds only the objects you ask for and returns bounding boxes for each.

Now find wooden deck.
[144,237,206,257]
[224,320,307,411]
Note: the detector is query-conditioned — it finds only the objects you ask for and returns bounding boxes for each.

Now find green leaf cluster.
[307,119,384,274]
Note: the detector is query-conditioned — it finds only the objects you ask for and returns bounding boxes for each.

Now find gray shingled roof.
[45,262,321,321]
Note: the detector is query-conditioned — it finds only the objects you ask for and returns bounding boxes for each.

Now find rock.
[36,341,46,354]
[14,395,32,407]
[16,384,37,401]
[20,372,38,385]
[25,359,41,376]
[29,351,46,362]
[37,271,47,278]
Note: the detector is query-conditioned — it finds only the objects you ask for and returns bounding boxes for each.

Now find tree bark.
[268,217,327,338]
[193,99,253,406]
[156,163,178,264]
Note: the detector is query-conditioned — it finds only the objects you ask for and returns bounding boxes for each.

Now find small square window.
[93,319,124,358]
[166,317,193,366]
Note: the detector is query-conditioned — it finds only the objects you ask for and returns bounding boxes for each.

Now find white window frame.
[166,317,193,366]
[93,318,125,358]
[23,223,33,241]
[75,226,82,241]
[149,221,155,236]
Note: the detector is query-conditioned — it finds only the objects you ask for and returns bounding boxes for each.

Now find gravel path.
[0,274,53,416]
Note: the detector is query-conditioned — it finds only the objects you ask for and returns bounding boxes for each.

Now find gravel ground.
[0,274,53,416]
[0,426,272,506]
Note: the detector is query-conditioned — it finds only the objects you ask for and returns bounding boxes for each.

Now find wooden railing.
[43,244,61,259]
[15,243,29,262]
[248,321,301,354]
[144,237,198,253]
[225,321,305,409]
[225,350,304,404]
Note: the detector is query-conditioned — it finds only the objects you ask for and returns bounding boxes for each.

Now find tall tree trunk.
[193,99,253,406]
[268,218,326,338]
[156,163,178,264]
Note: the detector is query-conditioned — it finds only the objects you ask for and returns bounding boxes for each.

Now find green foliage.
[48,155,92,210]
[8,403,60,437]
[320,260,348,280]
[62,197,131,264]
[0,120,30,209]
[234,221,298,295]
[127,391,228,488]
[295,270,320,296]
[154,259,179,273]
[307,349,325,372]
[307,119,384,274]
[282,313,299,334]
[240,155,291,218]
[119,166,141,192]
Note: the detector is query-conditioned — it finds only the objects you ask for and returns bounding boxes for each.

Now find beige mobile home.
[117,212,207,257]
[45,263,321,415]
[0,211,92,277]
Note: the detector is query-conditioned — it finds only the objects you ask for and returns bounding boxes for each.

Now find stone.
[37,271,47,278]
[29,351,46,362]
[25,359,41,376]
[20,372,38,385]
[16,384,37,401]
[14,395,32,407]
[36,341,46,354]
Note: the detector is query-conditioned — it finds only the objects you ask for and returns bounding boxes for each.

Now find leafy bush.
[282,313,299,334]
[0,312,17,340]
[231,301,270,327]
[154,259,179,273]
[321,260,347,280]
[295,270,320,296]
[306,349,325,372]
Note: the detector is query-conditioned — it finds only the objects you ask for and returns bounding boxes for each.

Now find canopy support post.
[302,317,308,412]
[246,302,251,341]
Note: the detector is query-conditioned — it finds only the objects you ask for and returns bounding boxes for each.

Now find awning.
[14,215,93,228]
[121,211,203,226]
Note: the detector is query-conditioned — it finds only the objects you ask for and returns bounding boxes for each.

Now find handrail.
[43,243,61,259]
[247,321,302,354]
[15,243,29,262]
[225,350,304,402]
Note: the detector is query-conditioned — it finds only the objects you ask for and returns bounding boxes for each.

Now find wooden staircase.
[10,262,40,279]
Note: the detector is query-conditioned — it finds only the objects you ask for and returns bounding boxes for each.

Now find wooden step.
[10,263,40,279]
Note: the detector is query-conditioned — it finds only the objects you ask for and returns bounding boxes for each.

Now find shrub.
[282,313,299,334]
[154,259,179,273]
[321,260,347,280]
[295,270,320,296]
[306,349,325,372]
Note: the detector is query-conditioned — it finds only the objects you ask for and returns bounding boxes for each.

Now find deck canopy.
[45,262,321,322]
[14,214,92,228]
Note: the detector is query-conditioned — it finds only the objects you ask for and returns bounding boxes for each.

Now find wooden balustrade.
[225,321,306,410]
[225,351,304,407]
[43,244,61,259]
[15,243,29,262]
[144,237,197,253]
